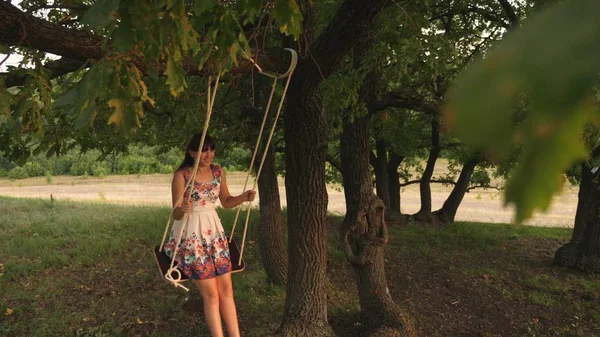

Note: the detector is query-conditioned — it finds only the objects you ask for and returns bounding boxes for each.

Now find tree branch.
[497,0,519,29]
[399,178,456,187]
[327,154,344,175]
[0,2,103,61]
[1,57,86,87]
[296,0,410,93]
[369,150,377,168]
[466,184,502,192]
[26,5,91,12]
[443,141,463,150]
[0,2,291,82]
[368,91,440,115]
[431,5,510,30]
[460,27,500,69]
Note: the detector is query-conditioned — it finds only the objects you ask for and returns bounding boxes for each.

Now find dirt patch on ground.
[1,197,596,337]
[0,173,578,227]
[326,222,599,337]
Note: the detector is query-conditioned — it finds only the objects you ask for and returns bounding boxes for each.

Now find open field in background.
[1,197,599,337]
[0,160,578,227]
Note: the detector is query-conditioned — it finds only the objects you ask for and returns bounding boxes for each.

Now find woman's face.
[189,147,215,167]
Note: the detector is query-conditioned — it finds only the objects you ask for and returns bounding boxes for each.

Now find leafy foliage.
[445,0,600,222]
[1,0,303,163]
[0,144,256,179]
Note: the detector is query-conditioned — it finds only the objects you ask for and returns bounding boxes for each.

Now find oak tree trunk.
[279,92,333,336]
[555,150,600,272]
[245,76,288,286]
[374,140,392,209]
[340,112,410,336]
[277,0,393,333]
[413,118,440,224]
[433,156,479,225]
[387,153,408,225]
[372,142,407,224]
[338,26,411,336]
[387,153,403,214]
[256,143,288,285]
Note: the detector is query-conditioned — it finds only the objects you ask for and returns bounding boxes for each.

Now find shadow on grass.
[1,197,598,337]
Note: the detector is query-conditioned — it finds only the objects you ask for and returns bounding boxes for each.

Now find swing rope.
[229,48,298,265]
[159,72,221,291]
[156,49,297,291]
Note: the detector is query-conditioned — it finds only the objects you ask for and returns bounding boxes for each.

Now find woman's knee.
[219,284,234,299]
[196,280,220,303]
[204,289,221,303]
[216,275,234,299]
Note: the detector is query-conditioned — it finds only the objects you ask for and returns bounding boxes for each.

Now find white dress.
[164,165,231,280]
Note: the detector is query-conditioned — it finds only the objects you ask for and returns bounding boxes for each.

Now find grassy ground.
[0,197,598,337]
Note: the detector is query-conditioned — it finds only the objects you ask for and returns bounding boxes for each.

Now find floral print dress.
[164,165,232,280]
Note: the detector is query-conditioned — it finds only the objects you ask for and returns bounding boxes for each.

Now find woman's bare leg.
[216,273,240,337]
[194,278,224,337]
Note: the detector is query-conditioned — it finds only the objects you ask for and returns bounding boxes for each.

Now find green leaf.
[128,65,156,107]
[107,98,125,126]
[112,8,136,53]
[74,97,98,129]
[171,2,200,55]
[82,0,120,31]
[193,0,215,15]
[238,0,262,22]
[52,87,79,108]
[0,44,11,54]
[445,0,600,222]
[505,102,592,222]
[166,45,186,97]
[138,29,160,59]
[271,0,303,39]
[107,98,143,132]
[0,88,15,116]
[63,61,111,129]
[195,41,215,71]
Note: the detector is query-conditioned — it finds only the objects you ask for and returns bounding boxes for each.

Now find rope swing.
[154,49,298,291]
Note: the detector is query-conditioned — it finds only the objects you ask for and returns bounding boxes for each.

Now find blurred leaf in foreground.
[444,0,600,223]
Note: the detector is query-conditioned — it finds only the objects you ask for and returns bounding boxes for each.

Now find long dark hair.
[178,133,216,170]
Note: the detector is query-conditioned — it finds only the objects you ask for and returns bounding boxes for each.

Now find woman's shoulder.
[210,164,223,177]
[175,166,192,180]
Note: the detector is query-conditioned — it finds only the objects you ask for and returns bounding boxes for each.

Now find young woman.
[164,133,255,337]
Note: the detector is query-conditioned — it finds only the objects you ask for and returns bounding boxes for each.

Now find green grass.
[0,197,280,337]
[0,196,598,337]
[520,274,568,294]
[390,221,571,252]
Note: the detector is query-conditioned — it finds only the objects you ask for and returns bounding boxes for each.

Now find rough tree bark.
[372,143,407,225]
[338,24,412,336]
[243,77,288,286]
[412,118,440,224]
[387,153,408,225]
[277,0,395,334]
[340,110,411,337]
[374,140,392,210]
[0,2,102,62]
[388,153,404,214]
[433,156,479,225]
[555,146,600,272]
[280,91,333,336]
[256,143,288,285]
